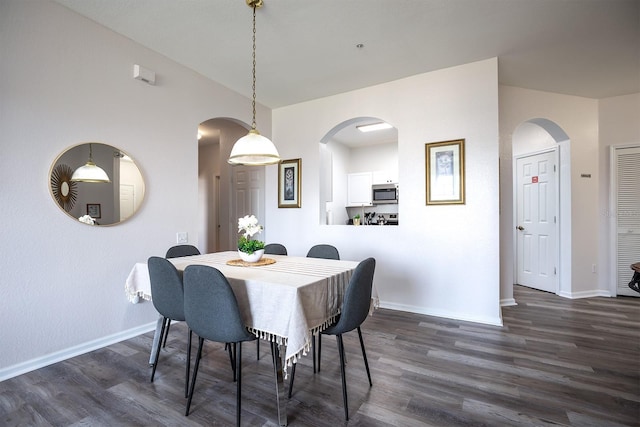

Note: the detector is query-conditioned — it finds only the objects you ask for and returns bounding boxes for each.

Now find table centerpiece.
[237,214,265,262]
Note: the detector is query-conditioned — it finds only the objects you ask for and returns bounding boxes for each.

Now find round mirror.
[49,143,145,225]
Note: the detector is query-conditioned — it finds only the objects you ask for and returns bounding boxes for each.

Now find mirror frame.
[49,143,145,226]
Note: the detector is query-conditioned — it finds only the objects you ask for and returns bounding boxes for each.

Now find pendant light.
[228,0,280,166]
[71,143,111,183]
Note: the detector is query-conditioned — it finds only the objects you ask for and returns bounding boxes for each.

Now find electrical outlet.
[176,232,188,244]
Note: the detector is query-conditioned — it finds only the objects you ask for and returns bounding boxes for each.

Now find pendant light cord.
[251,4,257,131]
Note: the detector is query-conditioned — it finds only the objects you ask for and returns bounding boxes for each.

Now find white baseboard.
[0,322,157,382]
[557,289,612,299]
[378,301,503,327]
[500,298,517,307]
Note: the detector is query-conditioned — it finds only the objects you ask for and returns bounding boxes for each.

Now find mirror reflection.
[50,143,145,225]
[320,117,399,226]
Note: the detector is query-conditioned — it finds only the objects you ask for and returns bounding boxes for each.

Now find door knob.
[516,225,525,231]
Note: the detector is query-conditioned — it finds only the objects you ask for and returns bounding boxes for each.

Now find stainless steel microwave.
[372,183,398,204]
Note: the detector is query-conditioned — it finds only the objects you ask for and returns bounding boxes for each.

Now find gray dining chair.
[183,265,257,426]
[165,244,201,259]
[288,257,376,421]
[147,256,192,398]
[304,244,340,371]
[160,245,200,347]
[306,244,340,260]
[264,243,288,255]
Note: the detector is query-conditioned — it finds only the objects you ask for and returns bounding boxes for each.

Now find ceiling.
[53,0,639,111]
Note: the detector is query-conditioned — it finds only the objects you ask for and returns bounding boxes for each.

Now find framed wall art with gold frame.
[425,139,465,205]
[278,158,301,208]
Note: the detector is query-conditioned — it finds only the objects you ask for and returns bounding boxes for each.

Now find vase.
[238,249,264,263]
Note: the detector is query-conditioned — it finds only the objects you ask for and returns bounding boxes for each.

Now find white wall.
[598,93,640,294]
[198,142,220,253]
[512,122,557,156]
[270,59,502,326]
[349,142,398,174]
[0,0,269,378]
[499,86,600,302]
[324,141,350,225]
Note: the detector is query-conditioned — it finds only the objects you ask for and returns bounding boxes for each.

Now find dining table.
[125,251,376,426]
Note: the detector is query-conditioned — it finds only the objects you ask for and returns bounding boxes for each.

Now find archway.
[512,118,571,298]
[198,118,262,253]
[319,117,398,226]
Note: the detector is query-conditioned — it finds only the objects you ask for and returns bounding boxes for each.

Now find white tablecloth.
[125,251,375,368]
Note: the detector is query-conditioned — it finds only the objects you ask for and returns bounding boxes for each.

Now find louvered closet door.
[615,146,640,297]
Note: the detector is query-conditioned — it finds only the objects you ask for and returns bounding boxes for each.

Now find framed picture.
[425,139,465,205]
[87,203,101,218]
[278,158,301,208]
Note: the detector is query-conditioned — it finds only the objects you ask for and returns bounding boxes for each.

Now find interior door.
[613,146,640,296]
[231,165,265,249]
[119,184,135,221]
[516,150,558,293]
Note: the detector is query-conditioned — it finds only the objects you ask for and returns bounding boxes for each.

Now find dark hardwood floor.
[1,285,638,426]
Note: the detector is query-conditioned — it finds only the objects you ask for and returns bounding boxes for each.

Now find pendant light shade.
[71,144,111,183]
[229,129,280,165]
[228,0,280,166]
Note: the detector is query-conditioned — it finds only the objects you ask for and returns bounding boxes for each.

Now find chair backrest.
[183,265,254,343]
[264,243,288,255]
[148,256,186,321]
[165,245,201,259]
[330,257,376,334]
[306,244,340,260]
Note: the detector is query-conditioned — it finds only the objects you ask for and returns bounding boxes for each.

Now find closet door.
[613,146,640,296]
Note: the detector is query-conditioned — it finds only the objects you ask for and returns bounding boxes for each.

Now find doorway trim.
[513,147,560,294]
[511,118,572,299]
[608,143,640,297]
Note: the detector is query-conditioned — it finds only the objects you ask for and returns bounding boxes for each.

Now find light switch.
[176,232,188,244]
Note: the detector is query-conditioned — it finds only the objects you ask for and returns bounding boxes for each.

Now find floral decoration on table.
[237,215,266,262]
[78,214,96,225]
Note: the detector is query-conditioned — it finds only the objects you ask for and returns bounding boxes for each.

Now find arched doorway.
[318,117,398,226]
[198,118,265,253]
[512,118,572,297]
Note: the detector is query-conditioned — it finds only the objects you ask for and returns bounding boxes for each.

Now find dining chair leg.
[287,362,296,398]
[163,320,171,348]
[186,337,205,416]
[312,335,316,373]
[235,342,242,427]
[256,339,260,360]
[225,343,236,381]
[317,333,322,372]
[336,334,349,421]
[185,329,193,398]
[150,317,168,382]
[231,343,237,382]
[357,326,372,387]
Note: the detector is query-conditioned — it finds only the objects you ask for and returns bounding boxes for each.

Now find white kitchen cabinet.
[347,172,372,206]
[372,169,398,185]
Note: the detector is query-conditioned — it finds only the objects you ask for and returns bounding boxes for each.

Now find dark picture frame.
[278,158,301,208]
[425,139,465,205]
[87,203,101,218]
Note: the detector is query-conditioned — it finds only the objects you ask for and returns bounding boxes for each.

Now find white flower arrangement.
[237,215,265,254]
[78,214,96,225]
[238,214,263,238]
